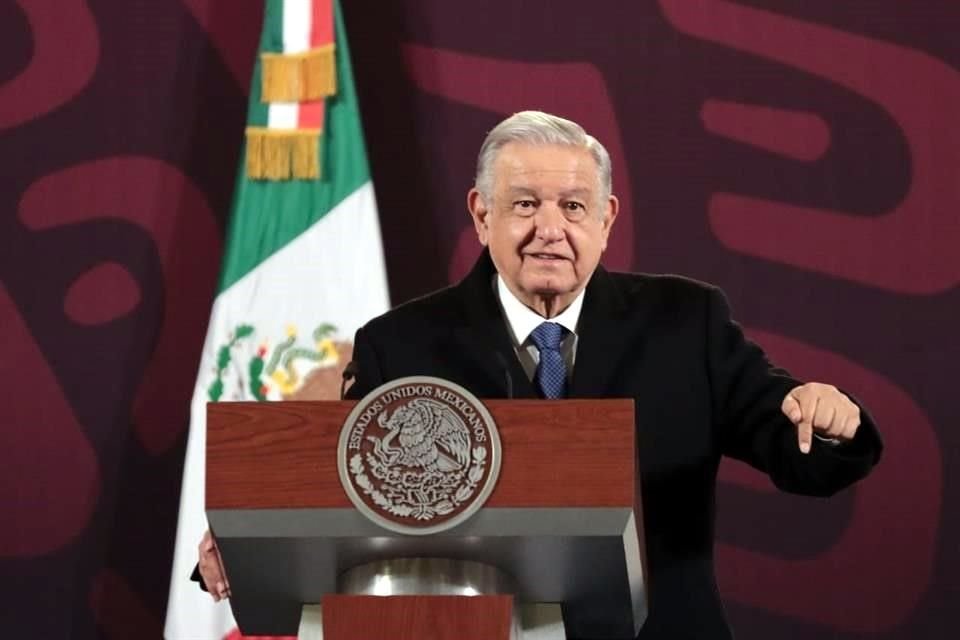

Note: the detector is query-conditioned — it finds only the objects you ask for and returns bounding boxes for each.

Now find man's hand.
[198,529,231,601]
[781,383,861,454]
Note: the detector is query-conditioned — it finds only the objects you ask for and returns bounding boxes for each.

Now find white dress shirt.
[494,275,585,383]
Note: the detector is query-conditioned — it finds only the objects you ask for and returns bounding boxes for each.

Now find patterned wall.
[0,1,955,638]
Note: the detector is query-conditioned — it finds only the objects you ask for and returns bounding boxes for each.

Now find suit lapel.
[569,265,648,398]
[448,250,537,399]
[447,252,650,400]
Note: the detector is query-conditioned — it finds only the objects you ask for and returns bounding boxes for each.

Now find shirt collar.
[496,275,585,346]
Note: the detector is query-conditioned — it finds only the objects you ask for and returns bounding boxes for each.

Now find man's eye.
[565,202,584,210]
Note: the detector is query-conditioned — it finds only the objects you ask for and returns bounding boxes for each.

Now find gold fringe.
[302,45,337,99]
[261,44,336,102]
[245,128,321,181]
[261,54,301,103]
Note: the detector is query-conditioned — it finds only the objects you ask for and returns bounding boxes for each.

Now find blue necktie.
[530,322,567,399]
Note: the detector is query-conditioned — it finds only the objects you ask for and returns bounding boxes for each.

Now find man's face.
[468,142,618,316]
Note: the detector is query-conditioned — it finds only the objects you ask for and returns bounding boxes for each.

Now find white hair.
[474,111,613,209]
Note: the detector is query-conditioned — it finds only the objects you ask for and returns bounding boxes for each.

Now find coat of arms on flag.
[208,323,353,402]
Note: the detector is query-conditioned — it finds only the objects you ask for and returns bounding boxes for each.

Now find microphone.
[340,360,359,400]
[493,352,514,399]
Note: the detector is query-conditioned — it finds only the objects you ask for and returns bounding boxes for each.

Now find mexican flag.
[164,0,389,637]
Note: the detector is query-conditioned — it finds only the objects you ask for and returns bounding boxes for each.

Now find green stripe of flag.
[262,0,286,53]
[245,0,282,128]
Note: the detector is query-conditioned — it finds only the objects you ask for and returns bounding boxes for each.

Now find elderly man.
[198,111,882,639]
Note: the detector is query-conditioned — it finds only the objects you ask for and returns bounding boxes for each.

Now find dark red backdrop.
[0,1,955,638]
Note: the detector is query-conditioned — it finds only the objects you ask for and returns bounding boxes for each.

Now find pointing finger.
[798,394,818,454]
[797,420,813,454]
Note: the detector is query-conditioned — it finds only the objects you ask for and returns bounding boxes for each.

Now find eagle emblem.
[368,398,471,473]
[338,377,502,535]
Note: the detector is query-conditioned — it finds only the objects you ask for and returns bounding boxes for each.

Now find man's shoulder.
[362,283,464,333]
[603,269,722,307]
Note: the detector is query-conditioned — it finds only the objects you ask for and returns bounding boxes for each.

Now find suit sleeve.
[345,326,385,400]
[705,286,883,496]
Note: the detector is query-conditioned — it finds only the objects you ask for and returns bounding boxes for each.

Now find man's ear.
[599,194,619,252]
[467,188,490,246]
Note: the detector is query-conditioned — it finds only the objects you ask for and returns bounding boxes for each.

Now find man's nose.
[534,202,566,242]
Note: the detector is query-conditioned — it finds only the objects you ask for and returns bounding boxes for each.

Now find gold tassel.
[302,45,336,100]
[261,53,301,103]
[261,44,336,103]
[246,128,321,180]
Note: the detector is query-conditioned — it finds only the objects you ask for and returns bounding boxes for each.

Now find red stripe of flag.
[311,0,333,44]
[298,0,333,131]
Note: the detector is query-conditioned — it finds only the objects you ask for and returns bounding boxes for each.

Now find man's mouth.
[527,253,566,261]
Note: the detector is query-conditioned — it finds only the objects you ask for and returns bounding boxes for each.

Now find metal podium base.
[340,558,515,596]
[296,558,567,639]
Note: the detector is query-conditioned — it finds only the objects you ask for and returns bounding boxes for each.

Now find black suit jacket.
[346,250,882,639]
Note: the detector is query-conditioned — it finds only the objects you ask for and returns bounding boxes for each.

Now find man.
[197,111,882,638]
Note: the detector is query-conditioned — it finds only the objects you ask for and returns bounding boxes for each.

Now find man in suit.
[197,111,882,638]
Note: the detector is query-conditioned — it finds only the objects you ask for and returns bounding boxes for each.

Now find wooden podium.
[207,398,647,639]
